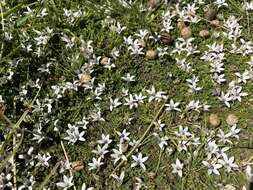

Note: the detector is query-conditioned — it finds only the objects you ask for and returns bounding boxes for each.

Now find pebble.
[177,21,186,31]
[100,57,109,65]
[205,8,217,21]
[209,113,221,127]
[226,114,238,126]
[71,160,84,172]
[79,73,91,84]
[148,0,158,9]
[160,32,173,45]
[146,49,158,59]
[210,20,220,27]
[181,27,192,39]
[120,142,128,153]
[199,30,210,38]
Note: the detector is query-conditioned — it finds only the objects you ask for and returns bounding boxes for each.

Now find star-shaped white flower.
[56,175,74,189]
[165,99,181,112]
[172,159,184,177]
[131,153,148,170]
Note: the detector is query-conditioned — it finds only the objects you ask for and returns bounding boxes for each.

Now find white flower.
[97,134,112,145]
[235,70,251,84]
[202,160,222,175]
[134,93,146,104]
[92,144,109,159]
[229,85,248,102]
[109,98,122,111]
[206,140,219,160]
[64,124,85,144]
[111,148,127,165]
[155,120,166,131]
[36,153,51,167]
[213,73,226,84]
[186,100,202,112]
[216,129,232,144]
[131,153,148,170]
[56,175,74,189]
[153,133,169,150]
[218,92,232,107]
[81,183,94,190]
[134,177,147,190]
[111,171,125,186]
[121,73,135,82]
[32,125,45,143]
[117,129,130,143]
[246,2,253,11]
[218,154,238,172]
[90,110,105,122]
[110,22,126,34]
[124,94,138,109]
[186,75,202,93]
[246,165,253,182]
[247,56,253,67]
[128,39,144,55]
[215,0,228,8]
[227,125,240,139]
[157,47,168,57]
[135,29,149,39]
[88,157,104,170]
[175,126,192,138]
[146,86,167,102]
[172,159,184,177]
[165,99,181,112]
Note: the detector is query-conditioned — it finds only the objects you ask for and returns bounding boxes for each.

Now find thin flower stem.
[110,100,167,176]
[60,140,76,190]
[12,134,17,190]
[246,11,250,34]
[0,2,4,60]
[155,149,163,174]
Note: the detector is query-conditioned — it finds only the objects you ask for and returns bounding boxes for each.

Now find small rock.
[226,114,238,126]
[209,113,221,127]
[71,160,84,172]
[177,21,186,31]
[160,32,173,45]
[100,57,109,65]
[146,49,158,59]
[205,8,218,21]
[120,142,128,153]
[78,73,91,84]
[148,0,158,9]
[210,20,220,27]
[181,27,192,39]
[199,30,210,38]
